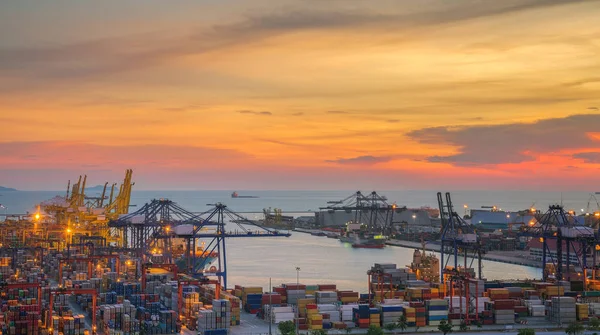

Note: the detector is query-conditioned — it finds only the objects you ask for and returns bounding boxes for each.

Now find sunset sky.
[1,0,600,190]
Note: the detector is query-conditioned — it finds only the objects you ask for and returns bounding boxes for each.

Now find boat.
[231,191,259,199]
[352,241,385,249]
[310,231,326,237]
[340,231,386,248]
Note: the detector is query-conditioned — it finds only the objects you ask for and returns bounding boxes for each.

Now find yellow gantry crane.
[38,169,134,249]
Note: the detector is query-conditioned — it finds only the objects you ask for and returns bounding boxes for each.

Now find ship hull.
[352,243,385,249]
[175,256,217,273]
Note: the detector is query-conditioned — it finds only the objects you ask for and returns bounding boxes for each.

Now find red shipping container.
[283,284,307,290]
[494,300,515,310]
[318,284,337,291]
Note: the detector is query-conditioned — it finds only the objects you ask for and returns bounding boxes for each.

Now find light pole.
[269,277,273,335]
[296,267,300,335]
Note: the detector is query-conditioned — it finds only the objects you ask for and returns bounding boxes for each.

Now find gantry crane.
[585,193,600,228]
[110,200,291,289]
[366,268,395,305]
[39,170,134,247]
[321,191,405,235]
[0,281,43,310]
[521,204,597,282]
[176,203,290,289]
[444,268,481,325]
[437,192,483,281]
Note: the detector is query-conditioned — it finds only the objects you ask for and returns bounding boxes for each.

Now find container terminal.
[2,172,600,335]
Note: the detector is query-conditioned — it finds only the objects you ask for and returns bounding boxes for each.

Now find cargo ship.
[171,225,219,273]
[351,239,386,249]
[340,232,386,248]
[174,248,219,274]
[231,191,259,198]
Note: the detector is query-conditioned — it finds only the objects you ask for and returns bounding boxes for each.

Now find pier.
[386,239,541,268]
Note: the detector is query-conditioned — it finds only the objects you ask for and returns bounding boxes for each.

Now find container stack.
[589,303,600,316]
[53,315,87,335]
[284,284,306,305]
[546,286,565,298]
[426,299,449,326]
[317,304,342,329]
[550,297,576,323]
[0,303,42,335]
[487,288,509,300]
[340,304,356,323]
[410,302,426,327]
[318,304,340,323]
[262,293,282,307]
[221,293,241,326]
[353,305,371,329]
[471,297,490,314]
[305,285,319,296]
[338,291,359,304]
[369,308,381,326]
[406,288,428,302]
[297,298,315,319]
[318,284,337,292]
[576,303,589,321]
[445,296,467,314]
[272,287,288,304]
[213,299,232,330]
[316,291,337,304]
[265,305,294,324]
[490,300,515,325]
[198,309,216,335]
[403,307,416,327]
[159,310,177,334]
[306,303,318,320]
[183,292,202,320]
[524,298,544,316]
[379,304,403,326]
[307,309,323,331]
[241,287,262,314]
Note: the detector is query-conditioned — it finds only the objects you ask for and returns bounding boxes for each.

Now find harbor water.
[225,231,543,292]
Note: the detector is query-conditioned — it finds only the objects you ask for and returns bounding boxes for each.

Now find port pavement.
[196,311,590,335]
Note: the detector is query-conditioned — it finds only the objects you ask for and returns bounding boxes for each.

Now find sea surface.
[1,189,588,291]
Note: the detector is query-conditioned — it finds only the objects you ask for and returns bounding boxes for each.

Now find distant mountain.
[85,185,106,192]
[0,186,17,191]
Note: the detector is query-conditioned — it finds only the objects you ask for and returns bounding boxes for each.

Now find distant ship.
[231,191,259,198]
[340,231,386,249]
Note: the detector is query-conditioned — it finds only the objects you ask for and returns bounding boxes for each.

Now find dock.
[385,239,541,268]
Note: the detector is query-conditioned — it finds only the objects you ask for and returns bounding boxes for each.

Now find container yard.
[3,173,600,335]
